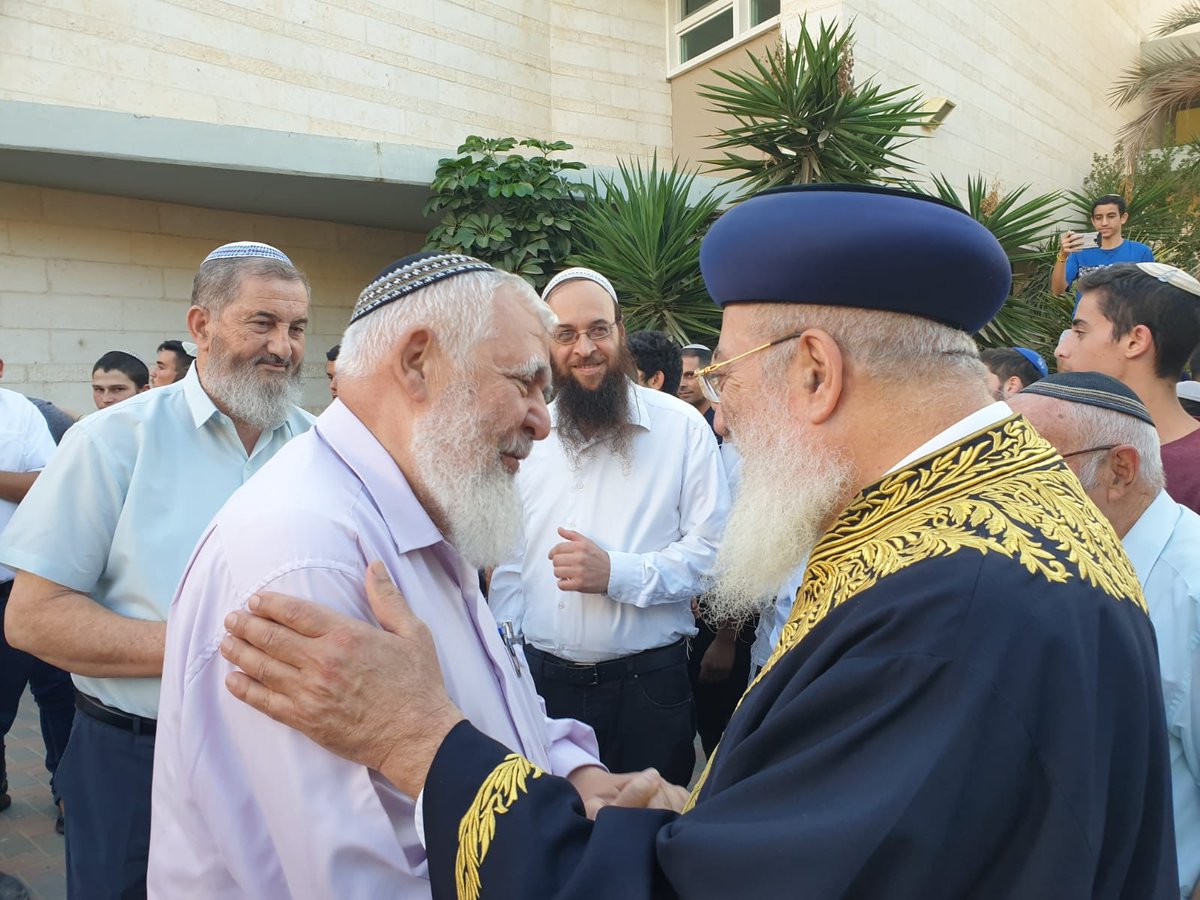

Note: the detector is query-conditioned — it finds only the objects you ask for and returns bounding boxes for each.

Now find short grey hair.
[1058,401,1165,494]
[192,258,310,316]
[749,304,986,384]
[337,269,555,379]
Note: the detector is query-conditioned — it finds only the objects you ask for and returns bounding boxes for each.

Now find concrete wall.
[0,183,421,414]
[0,0,672,167]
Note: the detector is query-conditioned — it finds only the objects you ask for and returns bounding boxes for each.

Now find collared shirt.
[0,388,56,582]
[0,364,313,716]
[148,400,600,899]
[1122,489,1200,897]
[491,381,729,662]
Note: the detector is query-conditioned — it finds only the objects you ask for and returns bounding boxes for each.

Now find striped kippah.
[202,241,293,266]
[1018,372,1154,426]
[350,252,495,324]
[541,267,618,305]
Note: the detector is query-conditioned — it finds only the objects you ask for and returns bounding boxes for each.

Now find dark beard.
[554,349,635,461]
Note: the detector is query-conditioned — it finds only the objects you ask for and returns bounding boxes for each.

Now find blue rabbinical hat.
[1018,372,1155,427]
[699,184,1012,333]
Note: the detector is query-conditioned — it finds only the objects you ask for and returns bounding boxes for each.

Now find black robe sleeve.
[424,640,1172,899]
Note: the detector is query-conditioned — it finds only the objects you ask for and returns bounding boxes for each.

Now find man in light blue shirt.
[1012,372,1200,898]
[0,241,315,898]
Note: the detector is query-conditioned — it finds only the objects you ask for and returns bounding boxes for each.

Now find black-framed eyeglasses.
[552,322,618,346]
[1060,444,1117,460]
[692,332,804,404]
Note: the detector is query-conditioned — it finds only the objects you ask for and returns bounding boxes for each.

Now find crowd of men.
[0,185,1197,900]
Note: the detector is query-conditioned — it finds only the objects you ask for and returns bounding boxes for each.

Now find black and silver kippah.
[349,252,495,324]
[1018,372,1155,426]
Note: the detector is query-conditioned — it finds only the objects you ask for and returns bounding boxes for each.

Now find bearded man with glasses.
[486,266,729,788]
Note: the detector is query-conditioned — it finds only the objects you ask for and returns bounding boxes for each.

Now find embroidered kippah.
[541,267,619,304]
[1135,262,1200,298]
[202,241,293,266]
[1018,372,1154,426]
[350,252,495,324]
[1012,346,1049,378]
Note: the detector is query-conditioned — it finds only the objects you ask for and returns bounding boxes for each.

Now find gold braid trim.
[455,753,543,900]
[683,417,1144,812]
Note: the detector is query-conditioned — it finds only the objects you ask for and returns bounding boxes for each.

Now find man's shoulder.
[1158,502,1200,593]
[634,384,714,433]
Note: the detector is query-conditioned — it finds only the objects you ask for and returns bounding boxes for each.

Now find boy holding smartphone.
[1050,193,1154,304]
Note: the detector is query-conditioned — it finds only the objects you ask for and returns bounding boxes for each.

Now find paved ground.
[0,691,65,900]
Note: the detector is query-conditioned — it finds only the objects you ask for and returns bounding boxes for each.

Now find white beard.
[411,382,528,569]
[203,337,302,432]
[705,404,854,624]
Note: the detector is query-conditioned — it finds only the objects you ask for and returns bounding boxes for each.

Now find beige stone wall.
[0,183,421,414]
[0,0,672,166]
[766,0,1170,203]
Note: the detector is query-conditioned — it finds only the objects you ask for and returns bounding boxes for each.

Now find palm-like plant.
[1066,140,1200,271]
[916,175,1071,352]
[567,158,726,343]
[1110,1,1200,160]
[698,17,929,192]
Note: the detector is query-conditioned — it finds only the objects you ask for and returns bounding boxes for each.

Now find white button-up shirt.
[490,381,729,663]
[0,364,314,716]
[149,400,600,899]
[0,388,55,583]
[1123,489,1200,898]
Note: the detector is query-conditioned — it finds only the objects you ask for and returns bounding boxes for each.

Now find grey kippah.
[1018,372,1154,426]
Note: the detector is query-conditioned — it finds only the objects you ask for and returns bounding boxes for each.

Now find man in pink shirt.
[149,254,636,898]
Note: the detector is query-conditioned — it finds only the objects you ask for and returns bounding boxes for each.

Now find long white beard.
[411,382,527,569]
[203,337,302,431]
[706,407,854,624]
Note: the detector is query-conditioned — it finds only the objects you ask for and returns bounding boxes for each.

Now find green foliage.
[423,136,592,290]
[916,175,1072,352]
[568,158,726,343]
[1109,1,1200,159]
[699,16,929,192]
[1069,141,1200,272]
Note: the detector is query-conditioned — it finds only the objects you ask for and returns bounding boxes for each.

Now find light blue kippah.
[202,241,293,266]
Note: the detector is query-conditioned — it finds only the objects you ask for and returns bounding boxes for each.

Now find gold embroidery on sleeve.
[683,417,1144,813]
[456,753,544,900]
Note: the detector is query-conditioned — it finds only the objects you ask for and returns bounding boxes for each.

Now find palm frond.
[1154,1,1200,36]
[567,157,726,343]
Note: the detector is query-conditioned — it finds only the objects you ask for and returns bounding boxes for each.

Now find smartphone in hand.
[1077,231,1100,250]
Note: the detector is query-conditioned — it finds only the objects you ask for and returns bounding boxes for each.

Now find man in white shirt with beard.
[489,267,729,786]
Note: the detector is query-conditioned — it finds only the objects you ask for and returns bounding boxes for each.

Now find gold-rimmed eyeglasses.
[693,332,805,404]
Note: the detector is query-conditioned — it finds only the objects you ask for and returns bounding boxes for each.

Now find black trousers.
[0,579,76,803]
[57,709,154,899]
[687,616,756,758]
[526,641,697,786]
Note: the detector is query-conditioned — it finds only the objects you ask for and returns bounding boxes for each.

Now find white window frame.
[670,0,781,75]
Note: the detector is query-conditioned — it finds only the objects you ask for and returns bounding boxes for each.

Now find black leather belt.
[523,639,687,686]
[76,692,157,737]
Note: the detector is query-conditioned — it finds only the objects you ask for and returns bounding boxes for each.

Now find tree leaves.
[423,135,592,291]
